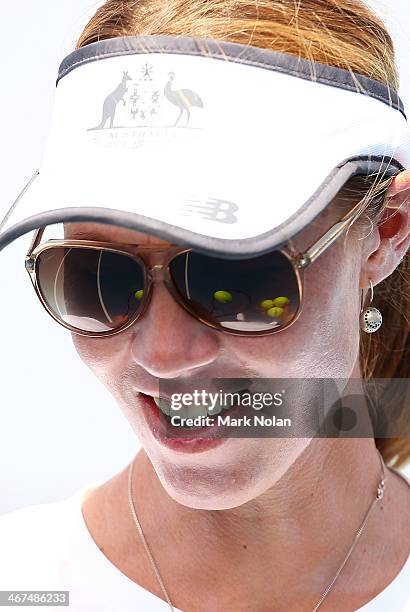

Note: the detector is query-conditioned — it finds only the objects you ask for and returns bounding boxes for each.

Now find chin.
[160,481,258,510]
[148,452,279,510]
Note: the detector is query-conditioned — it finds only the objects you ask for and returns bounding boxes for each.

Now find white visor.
[0,34,409,257]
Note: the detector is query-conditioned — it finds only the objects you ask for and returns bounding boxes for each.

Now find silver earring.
[359,280,382,333]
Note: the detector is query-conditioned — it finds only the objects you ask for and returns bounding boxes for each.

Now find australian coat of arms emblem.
[88,63,204,131]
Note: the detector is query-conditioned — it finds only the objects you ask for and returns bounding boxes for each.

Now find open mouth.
[137,385,256,451]
[152,388,250,429]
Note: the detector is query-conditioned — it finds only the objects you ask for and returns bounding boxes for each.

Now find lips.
[137,391,245,453]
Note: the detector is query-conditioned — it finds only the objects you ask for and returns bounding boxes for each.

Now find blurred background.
[0,1,409,513]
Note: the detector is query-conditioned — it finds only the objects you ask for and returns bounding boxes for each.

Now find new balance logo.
[179,197,239,224]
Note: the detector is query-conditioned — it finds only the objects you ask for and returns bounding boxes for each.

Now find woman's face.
[65,199,366,510]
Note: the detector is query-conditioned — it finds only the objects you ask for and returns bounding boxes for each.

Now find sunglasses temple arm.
[26,226,46,257]
[294,195,376,269]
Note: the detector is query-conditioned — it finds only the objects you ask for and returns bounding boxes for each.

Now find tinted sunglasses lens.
[169,250,301,332]
[36,247,145,333]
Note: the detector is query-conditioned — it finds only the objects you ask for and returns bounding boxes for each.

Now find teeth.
[153,391,247,421]
[154,397,171,415]
[207,400,224,416]
[177,404,208,419]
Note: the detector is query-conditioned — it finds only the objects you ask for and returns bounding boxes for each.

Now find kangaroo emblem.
[91,71,132,130]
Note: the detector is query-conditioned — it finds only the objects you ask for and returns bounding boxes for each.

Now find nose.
[130,273,221,379]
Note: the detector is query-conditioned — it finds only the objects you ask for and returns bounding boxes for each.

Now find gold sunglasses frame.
[24,189,384,338]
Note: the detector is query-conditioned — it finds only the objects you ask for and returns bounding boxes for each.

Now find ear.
[360,169,410,288]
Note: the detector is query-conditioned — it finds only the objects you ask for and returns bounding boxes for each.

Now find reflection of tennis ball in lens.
[272,296,289,307]
[266,306,284,317]
[260,299,274,310]
[214,290,233,303]
[134,289,144,300]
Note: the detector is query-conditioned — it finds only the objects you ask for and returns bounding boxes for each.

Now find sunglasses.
[24,192,381,337]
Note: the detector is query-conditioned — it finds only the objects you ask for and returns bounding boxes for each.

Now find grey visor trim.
[0,156,403,259]
[57,35,407,119]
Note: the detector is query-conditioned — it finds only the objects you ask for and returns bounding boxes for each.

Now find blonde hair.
[76,0,410,469]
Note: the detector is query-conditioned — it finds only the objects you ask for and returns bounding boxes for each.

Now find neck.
[126,438,388,608]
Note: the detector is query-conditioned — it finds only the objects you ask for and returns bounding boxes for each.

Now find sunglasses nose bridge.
[149,263,168,283]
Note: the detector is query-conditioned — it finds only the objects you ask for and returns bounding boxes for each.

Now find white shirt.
[0,469,409,611]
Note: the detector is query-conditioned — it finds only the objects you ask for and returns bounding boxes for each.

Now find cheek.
[301,251,360,373]
[71,333,127,384]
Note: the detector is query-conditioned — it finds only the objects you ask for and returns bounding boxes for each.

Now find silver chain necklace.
[127,449,386,611]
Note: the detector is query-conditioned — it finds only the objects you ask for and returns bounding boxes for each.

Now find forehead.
[64,221,174,247]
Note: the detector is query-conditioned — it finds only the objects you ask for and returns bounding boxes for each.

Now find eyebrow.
[65,230,106,238]
[64,233,175,249]
[65,231,135,243]
[69,238,141,247]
